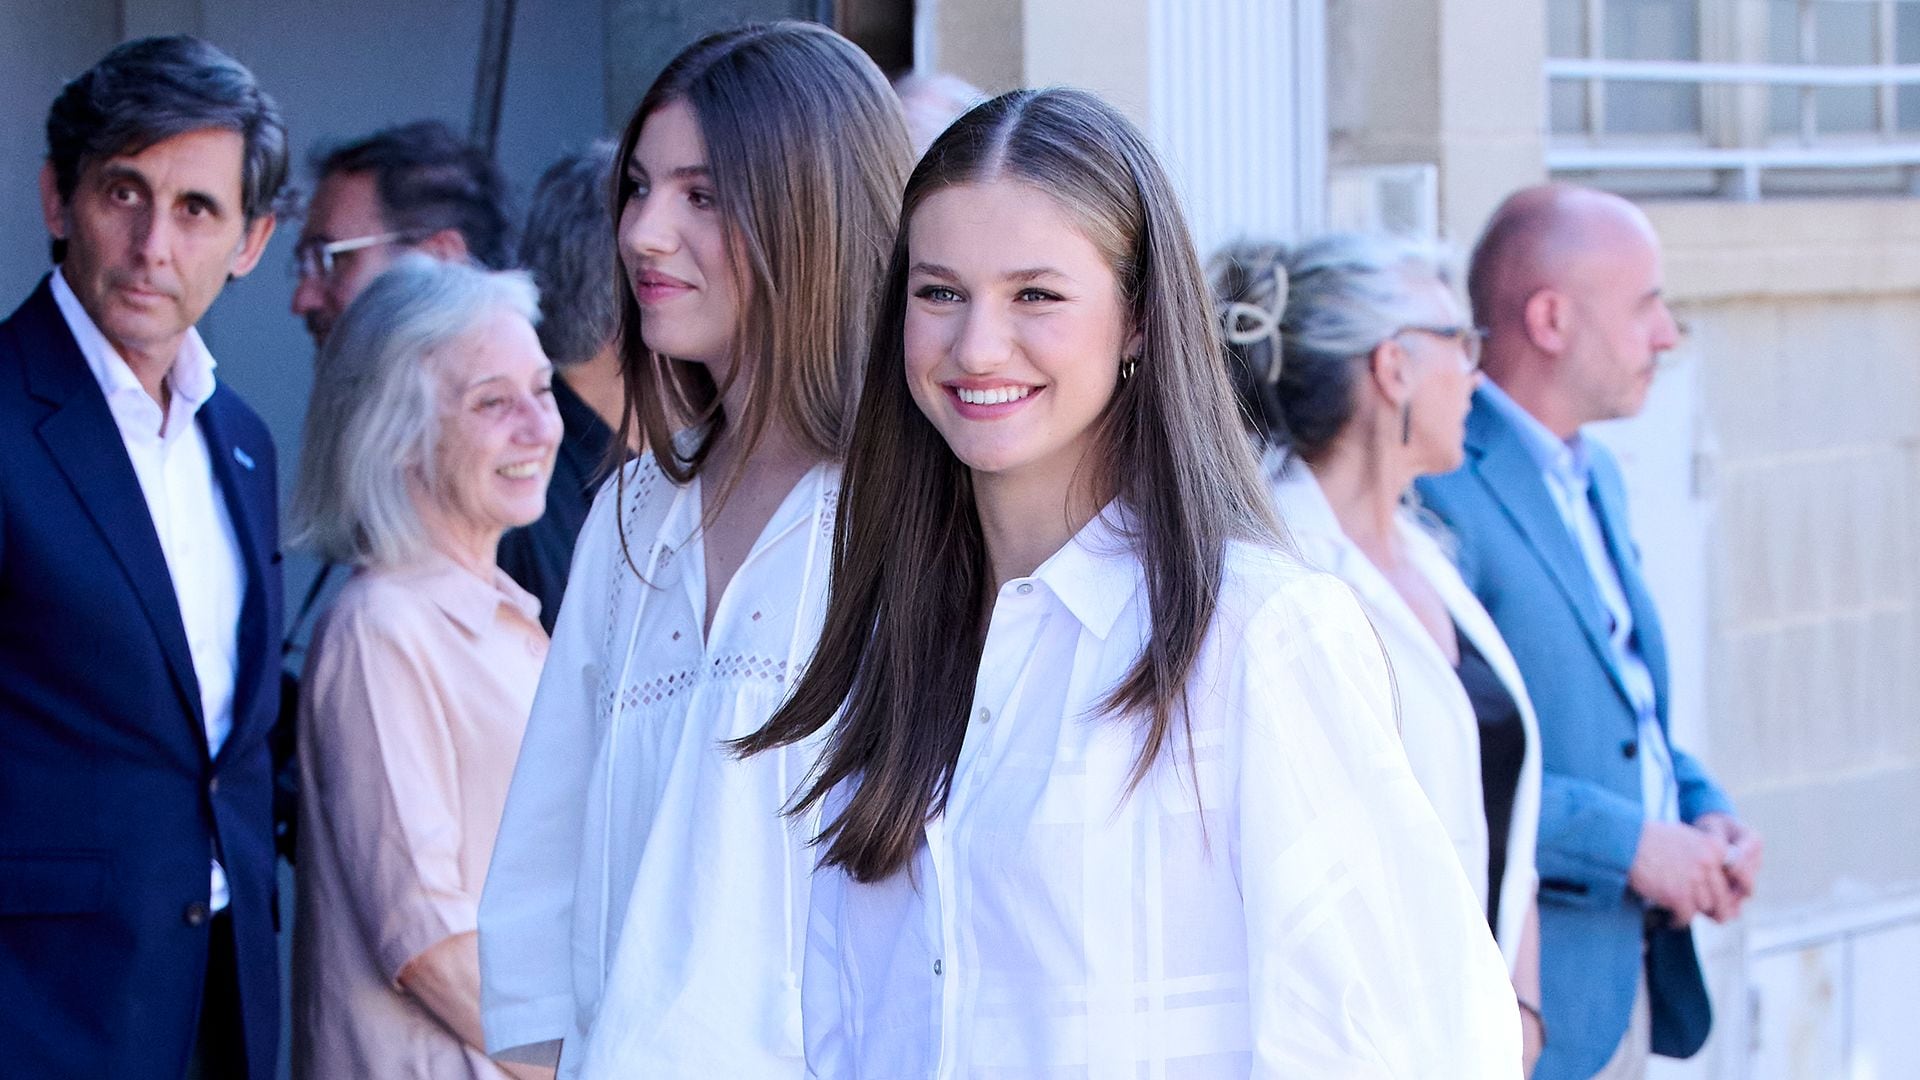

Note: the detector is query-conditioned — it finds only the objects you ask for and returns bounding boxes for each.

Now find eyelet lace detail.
[709,651,791,686]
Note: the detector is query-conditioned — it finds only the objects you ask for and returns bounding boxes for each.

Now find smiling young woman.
[476,21,912,1080]
[737,87,1522,1076]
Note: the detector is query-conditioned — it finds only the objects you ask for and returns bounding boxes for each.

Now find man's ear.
[39,163,67,241]
[227,213,278,279]
[415,228,472,265]
[1522,288,1567,355]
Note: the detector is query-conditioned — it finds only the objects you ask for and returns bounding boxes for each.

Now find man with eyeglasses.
[289,119,511,346]
[1418,184,1762,1080]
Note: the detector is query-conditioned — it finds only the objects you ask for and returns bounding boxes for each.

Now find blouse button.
[933,958,943,976]
[974,707,990,725]
[1015,583,1033,596]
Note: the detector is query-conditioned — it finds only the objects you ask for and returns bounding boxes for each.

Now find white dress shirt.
[51,269,245,911]
[803,507,1519,1078]
[1269,455,1542,972]
[481,452,837,1078]
[1478,380,1678,824]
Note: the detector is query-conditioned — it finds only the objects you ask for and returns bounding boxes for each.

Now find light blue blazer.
[1416,388,1734,1079]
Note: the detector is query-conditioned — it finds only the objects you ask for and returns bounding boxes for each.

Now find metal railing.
[1546,58,1920,198]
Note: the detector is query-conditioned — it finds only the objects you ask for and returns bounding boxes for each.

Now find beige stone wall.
[1330,0,1545,243]
[1651,199,1920,915]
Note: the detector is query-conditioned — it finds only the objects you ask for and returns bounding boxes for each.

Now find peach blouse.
[293,556,547,1079]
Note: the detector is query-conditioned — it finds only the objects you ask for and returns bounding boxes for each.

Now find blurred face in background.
[1552,218,1679,426]
[420,305,562,558]
[1388,270,1481,477]
[617,100,743,374]
[292,170,402,346]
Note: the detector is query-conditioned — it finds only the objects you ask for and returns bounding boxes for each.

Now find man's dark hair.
[313,120,513,270]
[45,34,290,263]
[518,142,618,368]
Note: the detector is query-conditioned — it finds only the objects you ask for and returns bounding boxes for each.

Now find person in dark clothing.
[0,34,289,1079]
[497,143,629,631]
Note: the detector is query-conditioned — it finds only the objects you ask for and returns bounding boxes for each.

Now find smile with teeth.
[496,461,543,480]
[955,385,1035,406]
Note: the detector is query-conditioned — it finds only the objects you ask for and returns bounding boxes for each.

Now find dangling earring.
[1120,355,1139,381]
[1399,401,1412,445]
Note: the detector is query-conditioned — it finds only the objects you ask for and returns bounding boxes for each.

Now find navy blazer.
[0,278,283,1079]
[1417,388,1734,1079]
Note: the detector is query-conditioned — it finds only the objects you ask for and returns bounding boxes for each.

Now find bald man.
[1416,184,1762,1080]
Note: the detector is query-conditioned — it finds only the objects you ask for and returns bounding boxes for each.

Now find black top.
[1454,623,1527,931]
[498,376,623,633]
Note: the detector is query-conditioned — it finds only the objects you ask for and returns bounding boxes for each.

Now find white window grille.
[1548,0,1920,199]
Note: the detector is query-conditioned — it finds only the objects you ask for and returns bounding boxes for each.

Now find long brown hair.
[607,21,911,504]
[737,88,1280,883]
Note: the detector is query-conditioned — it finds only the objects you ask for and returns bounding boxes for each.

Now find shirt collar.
[1478,376,1591,488]
[50,267,219,414]
[1028,501,1144,640]
[401,550,543,635]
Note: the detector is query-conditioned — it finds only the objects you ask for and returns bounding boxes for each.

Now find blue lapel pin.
[233,446,255,471]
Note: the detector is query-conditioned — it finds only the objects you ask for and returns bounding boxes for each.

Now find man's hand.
[1696,812,1763,919]
[1628,820,1731,927]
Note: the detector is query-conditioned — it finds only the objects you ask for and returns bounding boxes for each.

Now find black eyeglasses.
[1394,324,1486,370]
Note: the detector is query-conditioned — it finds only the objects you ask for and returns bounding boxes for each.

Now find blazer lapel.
[1464,394,1637,708]
[20,283,205,741]
[1587,458,1671,724]
[198,393,271,762]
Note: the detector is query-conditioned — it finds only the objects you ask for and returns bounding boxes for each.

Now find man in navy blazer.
[1418,185,1764,1080]
[0,36,288,1079]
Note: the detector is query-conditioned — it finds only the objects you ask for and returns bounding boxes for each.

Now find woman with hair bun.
[741,90,1518,1077]
[1213,234,1546,1075]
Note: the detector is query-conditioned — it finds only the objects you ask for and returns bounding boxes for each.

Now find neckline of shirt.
[50,267,218,429]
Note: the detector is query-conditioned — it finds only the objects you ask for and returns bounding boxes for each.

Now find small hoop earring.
[1399,401,1412,445]
[1120,355,1139,381]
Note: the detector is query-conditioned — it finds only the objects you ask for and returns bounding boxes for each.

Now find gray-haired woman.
[289,254,560,1080]
[1213,235,1547,1075]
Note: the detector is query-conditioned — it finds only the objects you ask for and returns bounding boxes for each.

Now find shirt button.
[974,707,990,724]
[1622,740,1638,760]
[182,901,209,927]
[933,958,943,976]
[1015,583,1033,596]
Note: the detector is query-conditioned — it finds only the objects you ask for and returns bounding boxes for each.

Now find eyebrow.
[909,262,1068,283]
[462,365,553,392]
[625,161,712,181]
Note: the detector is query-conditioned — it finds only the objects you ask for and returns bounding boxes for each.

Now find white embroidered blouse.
[802,507,1520,1078]
[480,453,838,1079]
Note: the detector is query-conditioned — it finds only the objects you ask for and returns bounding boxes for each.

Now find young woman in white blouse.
[738,88,1519,1078]
[477,23,911,1078]
[1211,236,1547,1074]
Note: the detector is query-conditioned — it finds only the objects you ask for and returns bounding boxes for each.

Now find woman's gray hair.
[291,253,540,568]
[1209,232,1454,462]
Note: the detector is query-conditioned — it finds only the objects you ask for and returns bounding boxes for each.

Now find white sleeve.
[1233,574,1521,1079]
[801,849,852,1079]
[478,479,619,1064]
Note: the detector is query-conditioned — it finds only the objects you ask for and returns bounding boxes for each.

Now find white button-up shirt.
[51,269,245,911]
[1269,455,1542,973]
[804,508,1519,1078]
[1479,380,1678,823]
[482,453,837,1077]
